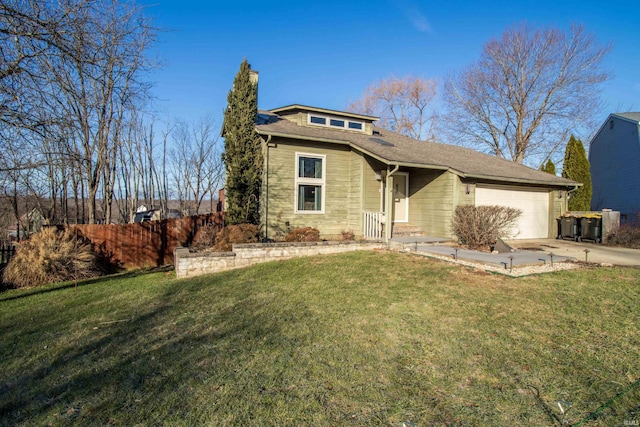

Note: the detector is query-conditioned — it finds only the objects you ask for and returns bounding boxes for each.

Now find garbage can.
[580,217,602,243]
[559,216,580,241]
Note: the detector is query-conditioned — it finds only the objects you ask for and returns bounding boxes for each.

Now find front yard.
[1,251,638,426]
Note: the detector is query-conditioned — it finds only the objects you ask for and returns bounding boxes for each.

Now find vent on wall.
[610,120,614,129]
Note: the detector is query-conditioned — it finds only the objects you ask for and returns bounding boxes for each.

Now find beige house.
[255,104,578,241]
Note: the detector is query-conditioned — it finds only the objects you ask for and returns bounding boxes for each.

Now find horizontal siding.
[589,117,640,216]
[363,157,386,213]
[550,190,567,238]
[265,138,361,239]
[407,169,455,238]
[456,178,475,206]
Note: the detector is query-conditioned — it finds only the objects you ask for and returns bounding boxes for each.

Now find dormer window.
[308,113,365,132]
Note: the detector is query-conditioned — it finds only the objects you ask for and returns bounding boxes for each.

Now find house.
[254,104,578,242]
[588,112,640,221]
[6,208,47,241]
[133,205,181,223]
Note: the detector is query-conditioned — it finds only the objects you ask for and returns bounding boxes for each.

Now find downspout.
[565,185,580,213]
[264,134,272,241]
[384,164,400,243]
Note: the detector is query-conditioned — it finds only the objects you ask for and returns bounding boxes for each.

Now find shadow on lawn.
[0,266,173,303]
[0,276,307,425]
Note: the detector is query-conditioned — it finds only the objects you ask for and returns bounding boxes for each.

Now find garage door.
[475,186,550,239]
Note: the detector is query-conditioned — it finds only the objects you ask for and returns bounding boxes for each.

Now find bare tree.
[34,0,156,223]
[443,23,611,166]
[348,76,437,141]
[169,116,224,216]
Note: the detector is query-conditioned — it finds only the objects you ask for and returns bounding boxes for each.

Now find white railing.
[363,211,385,240]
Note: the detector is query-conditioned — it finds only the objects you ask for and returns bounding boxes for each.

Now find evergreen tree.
[222,59,263,225]
[562,135,592,211]
[540,159,556,175]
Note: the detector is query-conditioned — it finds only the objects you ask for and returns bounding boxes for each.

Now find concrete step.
[392,224,425,237]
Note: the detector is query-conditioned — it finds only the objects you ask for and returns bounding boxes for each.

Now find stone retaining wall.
[174,241,385,279]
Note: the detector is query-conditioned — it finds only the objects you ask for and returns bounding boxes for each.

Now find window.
[310,116,326,125]
[307,113,365,132]
[295,153,325,213]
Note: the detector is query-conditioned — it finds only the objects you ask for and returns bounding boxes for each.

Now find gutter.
[264,134,272,242]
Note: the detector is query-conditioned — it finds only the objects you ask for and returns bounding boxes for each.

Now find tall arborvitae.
[540,159,557,175]
[222,59,262,225]
[562,135,592,211]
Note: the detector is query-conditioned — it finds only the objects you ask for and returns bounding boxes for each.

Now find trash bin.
[559,216,580,241]
[580,217,602,243]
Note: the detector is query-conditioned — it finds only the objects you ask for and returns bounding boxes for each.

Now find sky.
[141,0,640,138]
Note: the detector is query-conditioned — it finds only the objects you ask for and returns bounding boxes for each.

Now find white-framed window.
[295,153,325,213]
[307,113,365,132]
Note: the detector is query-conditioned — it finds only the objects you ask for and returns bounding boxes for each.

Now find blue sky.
[143,0,639,135]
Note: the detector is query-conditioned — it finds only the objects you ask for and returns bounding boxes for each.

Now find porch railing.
[363,211,385,240]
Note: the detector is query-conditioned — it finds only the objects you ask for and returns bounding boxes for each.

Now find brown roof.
[256,110,578,188]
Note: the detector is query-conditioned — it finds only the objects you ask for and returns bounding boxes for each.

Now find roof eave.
[268,104,380,122]
[462,173,581,188]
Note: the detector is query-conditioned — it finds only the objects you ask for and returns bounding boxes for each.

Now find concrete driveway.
[506,238,640,267]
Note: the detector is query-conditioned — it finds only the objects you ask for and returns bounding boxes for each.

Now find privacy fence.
[0,243,16,268]
[70,213,224,269]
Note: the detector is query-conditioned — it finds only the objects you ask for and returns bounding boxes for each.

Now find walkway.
[390,237,574,268]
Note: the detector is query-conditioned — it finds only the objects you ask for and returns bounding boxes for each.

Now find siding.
[456,178,476,207]
[589,116,640,217]
[362,157,386,212]
[550,190,567,237]
[264,137,361,239]
[407,169,455,238]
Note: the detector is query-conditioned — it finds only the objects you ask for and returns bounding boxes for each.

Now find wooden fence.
[0,243,16,266]
[70,213,224,269]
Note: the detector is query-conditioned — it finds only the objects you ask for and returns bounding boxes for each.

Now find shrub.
[213,224,260,252]
[452,205,522,250]
[284,227,320,242]
[191,223,219,250]
[341,230,355,241]
[2,228,104,288]
[606,223,640,249]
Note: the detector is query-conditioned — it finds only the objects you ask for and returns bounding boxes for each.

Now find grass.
[1,251,638,426]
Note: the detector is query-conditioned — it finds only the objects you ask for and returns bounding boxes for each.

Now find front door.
[393,173,409,222]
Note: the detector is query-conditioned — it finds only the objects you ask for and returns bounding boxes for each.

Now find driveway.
[506,238,640,267]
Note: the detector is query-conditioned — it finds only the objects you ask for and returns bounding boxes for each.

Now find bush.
[452,205,522,250]
[341,230,355,241]
[191,223,219,250]
[2,228,104,288]
[213,224,260,252]
[606,223,640,249]
[284,227,320,242]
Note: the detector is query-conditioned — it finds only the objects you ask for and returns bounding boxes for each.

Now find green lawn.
[1,251,638,426]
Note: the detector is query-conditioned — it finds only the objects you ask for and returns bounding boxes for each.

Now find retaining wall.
[174,240,385,279]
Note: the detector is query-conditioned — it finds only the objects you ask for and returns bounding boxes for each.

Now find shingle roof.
[256,110,578,188]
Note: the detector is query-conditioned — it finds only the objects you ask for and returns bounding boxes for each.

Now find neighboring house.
[6,208,47,241]
[588,112,640,221]
[254,104,578,241]
[133,206,182,223]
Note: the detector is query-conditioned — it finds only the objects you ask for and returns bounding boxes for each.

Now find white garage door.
[475,186,550,239]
